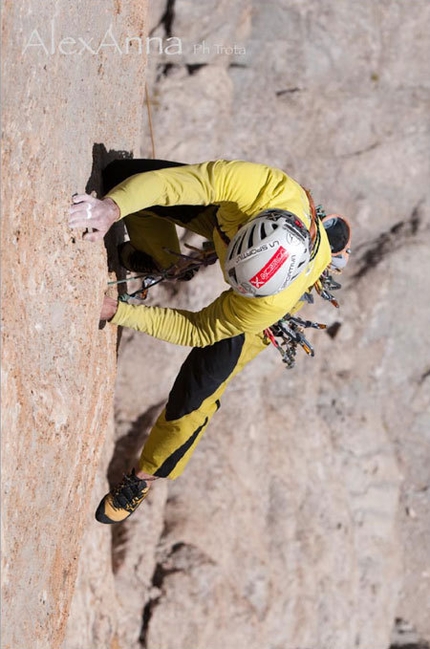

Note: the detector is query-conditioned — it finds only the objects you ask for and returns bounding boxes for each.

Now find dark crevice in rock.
[276,87,302,96]
[156,62,178,80]
[341,141,380,157]
[156,62,208,81]
[139,560,181,647]
[139,542,216,646]
[161,0,176,38]
[326,321,342,339]
[419,368,430,384]
[139,601,155,649]
[85,143,132,198]
[138,545,185,648]
[150,0,176,38]
[351,203,424,282]
[186,63,208,75]
[87,147,176,366]
[85,144,131,344]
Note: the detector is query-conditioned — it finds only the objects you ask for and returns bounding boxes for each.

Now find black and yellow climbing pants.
[103,159,269,479]
[139,332,267,478]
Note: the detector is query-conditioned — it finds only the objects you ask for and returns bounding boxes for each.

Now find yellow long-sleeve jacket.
[107,160,332,347]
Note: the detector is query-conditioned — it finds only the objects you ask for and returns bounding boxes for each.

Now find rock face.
[0,3,148,649]
[3,1,430,649]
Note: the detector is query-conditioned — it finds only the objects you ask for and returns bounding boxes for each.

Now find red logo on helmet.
[249,246,289,288]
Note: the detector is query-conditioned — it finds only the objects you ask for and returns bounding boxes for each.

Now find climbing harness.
[108,242,218,303]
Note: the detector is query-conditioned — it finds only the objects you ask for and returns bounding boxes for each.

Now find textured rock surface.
[3,1,430,649]
[0,2,147,649]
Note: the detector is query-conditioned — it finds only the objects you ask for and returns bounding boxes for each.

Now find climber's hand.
[68,194,120,242]
[100,295,118,321]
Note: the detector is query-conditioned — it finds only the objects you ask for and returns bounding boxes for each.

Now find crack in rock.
[150,0,176,38]
[276,87,303,96]
[156,62,208,81]
[186,63,208,76]
[419,368,430,384]
[351,203,424,282]
[139,542,216,647]
[156,62,177,80]
[325,320,342,339]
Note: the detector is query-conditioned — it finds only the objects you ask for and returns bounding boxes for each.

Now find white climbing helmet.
[225,209,311,297]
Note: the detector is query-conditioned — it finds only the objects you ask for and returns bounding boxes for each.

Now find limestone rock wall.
[0,3,148,649]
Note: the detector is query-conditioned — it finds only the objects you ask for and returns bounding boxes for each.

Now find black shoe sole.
[95,499,117,524]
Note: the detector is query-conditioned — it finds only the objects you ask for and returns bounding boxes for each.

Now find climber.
[68,158,351,524]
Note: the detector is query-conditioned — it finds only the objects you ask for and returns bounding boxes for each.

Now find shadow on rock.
[85,143,132,337]
[86,142,132,275]
[107,403,164,488]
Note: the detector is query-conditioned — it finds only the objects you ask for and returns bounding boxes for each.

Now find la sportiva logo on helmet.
[250,246,289,288]
[236,240,279,263]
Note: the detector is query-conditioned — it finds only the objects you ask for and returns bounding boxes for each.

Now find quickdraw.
[264,272,341,370]
[264,315,327,369]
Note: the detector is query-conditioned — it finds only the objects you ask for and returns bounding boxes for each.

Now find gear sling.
[103,159,269,479]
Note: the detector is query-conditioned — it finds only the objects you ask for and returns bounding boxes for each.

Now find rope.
[145,83,156,159]
[301,186,318,245]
